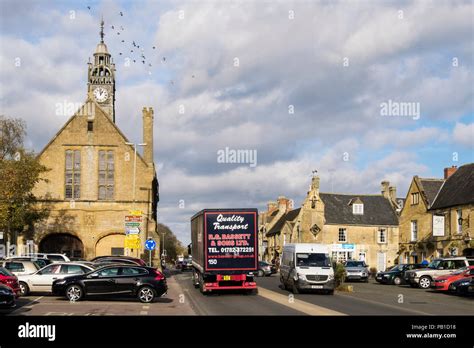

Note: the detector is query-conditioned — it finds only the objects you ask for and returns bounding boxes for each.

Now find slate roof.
[418,178,444,206]
[319,193,399,226]
[266,208,301,236]
[430,163,474,210]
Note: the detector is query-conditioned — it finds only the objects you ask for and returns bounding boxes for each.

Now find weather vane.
[100,16,104,43]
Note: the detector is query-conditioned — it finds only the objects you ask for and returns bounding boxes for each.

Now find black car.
[449,277,474,296]
[0,283,16,308]
[375,264,422,285]
[52,265,167,303]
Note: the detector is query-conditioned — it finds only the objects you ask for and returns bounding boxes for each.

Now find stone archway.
[95,233,125,257]
[39,233,84,258]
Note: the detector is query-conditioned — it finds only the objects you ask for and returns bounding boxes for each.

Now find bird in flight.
[87,6,91,10]
[120,11,123,16]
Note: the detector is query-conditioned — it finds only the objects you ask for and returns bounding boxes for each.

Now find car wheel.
[66,285,83,302]
[19,282,29,296]
[138,286,155,303]
[257,270,264,277]
[393,277,402,286]
[419,276,431,289]
[192,271,199,288]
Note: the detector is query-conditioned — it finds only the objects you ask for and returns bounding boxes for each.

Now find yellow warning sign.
[124,234,141,249]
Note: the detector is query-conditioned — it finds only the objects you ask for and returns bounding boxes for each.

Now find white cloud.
[453,122,474,148]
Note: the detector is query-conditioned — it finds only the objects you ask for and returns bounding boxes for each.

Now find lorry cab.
[280,244,335,294]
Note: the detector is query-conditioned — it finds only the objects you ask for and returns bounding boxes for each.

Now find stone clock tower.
[87,19,116,122]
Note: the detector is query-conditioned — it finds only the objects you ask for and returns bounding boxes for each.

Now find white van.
[280,244,335,294]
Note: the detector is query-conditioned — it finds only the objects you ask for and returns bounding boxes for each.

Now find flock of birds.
[86,6,197,83]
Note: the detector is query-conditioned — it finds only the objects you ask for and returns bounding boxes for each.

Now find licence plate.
[311,285,323,289]
[222,276,231,281]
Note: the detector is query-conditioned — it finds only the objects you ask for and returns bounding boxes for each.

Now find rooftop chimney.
[267,201,277,213]
[389,186,397,203]
[381,181,390,199]
[277,196,291,213]
[142,107,154,165]
[444,166,457,179]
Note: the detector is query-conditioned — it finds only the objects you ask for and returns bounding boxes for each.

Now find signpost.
[145,238,156,267]
[124,213,143,256]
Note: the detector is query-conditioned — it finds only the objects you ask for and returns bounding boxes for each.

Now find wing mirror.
[88,273,99,278]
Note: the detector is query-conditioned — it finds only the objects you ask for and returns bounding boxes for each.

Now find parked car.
[343,260,369,282]
[376,264,422,285]
[404,257,469,289]
[255,261,274,277]
[0,260,40,276]
[0,267,20,295]
[431,266,474,291]
[24,253,70,263]
[468,258,474,266]
[5,256,51,268]
[52,265,167,303]
[18,262,96,296]
[449,277,474,296]
[91,256,146,266]
[0,284,16,308]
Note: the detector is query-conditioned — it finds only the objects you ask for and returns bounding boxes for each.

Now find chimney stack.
[277,196,291,213]
[142,107,154,165]
[381,181,390,199]
[444,166,457,179]
[267,201,277,213]
[389,186,397,203]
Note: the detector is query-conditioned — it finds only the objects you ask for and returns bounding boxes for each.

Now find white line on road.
[139,311,148,315]
[142,306,150,309]
[258,288,346,316]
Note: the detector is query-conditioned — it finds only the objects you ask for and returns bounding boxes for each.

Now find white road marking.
[258,287,346,316]
[142,306,150,309]
[139,311,148,315]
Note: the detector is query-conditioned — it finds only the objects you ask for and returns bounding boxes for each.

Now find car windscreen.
[0,267,14,276]
[345,261,365,268]
[48,255,65,261]
[296,253,331,267]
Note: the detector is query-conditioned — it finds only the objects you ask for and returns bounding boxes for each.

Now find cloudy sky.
[1,0,473,244]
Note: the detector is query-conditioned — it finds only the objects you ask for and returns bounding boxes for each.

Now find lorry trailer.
[190,209,258,293]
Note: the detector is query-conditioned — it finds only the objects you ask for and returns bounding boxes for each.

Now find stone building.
[22,20,159,260]
[261,176,400,271]
[399,164,474,261]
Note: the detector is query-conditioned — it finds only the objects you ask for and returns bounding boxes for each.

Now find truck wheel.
[198,273,206,294]
[192,271,199,288]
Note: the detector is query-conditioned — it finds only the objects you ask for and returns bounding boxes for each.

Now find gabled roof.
[417,178,444,206]
[266,208,301,236]
[37,97,148,167]
[430,163,474,210]
[319,193,398,226]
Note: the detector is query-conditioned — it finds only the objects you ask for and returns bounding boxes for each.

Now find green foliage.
[333,262,346,287]
[0,116,49,242]
[157,223,185,262]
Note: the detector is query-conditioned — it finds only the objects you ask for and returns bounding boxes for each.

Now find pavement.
[1,270,471,316]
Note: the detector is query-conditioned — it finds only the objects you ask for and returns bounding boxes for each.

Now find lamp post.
[125,142,146,257]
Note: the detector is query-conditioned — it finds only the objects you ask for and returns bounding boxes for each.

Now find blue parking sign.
[145,239,156,251]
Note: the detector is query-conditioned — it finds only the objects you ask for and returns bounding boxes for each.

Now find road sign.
[145,239,156,251]
[124,235,141,249]
[129,210,143,216]
[126,227,140,235]
[125,215,142,223]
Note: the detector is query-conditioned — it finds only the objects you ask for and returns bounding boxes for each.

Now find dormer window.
[353,203,364,215]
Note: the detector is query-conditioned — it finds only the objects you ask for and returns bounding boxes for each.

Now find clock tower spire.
[88,17,116,122]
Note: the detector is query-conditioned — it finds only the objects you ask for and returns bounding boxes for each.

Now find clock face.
[93,87,109,102]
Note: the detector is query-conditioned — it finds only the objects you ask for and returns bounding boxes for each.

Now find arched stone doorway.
[39,233,84,258]
[95,233,125,257]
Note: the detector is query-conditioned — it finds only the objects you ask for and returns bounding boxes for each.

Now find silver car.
[0,260,40,276]
[343,260,369,282]
[18,262,95,295]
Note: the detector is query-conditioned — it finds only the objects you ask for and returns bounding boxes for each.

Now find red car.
[0,267,20,296]
[432,266,474,291]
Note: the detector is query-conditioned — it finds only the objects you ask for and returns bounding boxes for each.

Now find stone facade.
[400,164,474,261]
[20,23,159,261]
[261,176,400,272]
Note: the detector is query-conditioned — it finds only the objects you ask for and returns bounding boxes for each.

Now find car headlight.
[328,274,334,280]
[437,279,446,283]
[459,282,470,286]
[55,279,67,285]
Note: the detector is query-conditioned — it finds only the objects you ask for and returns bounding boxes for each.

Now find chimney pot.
[444,166,457,179]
